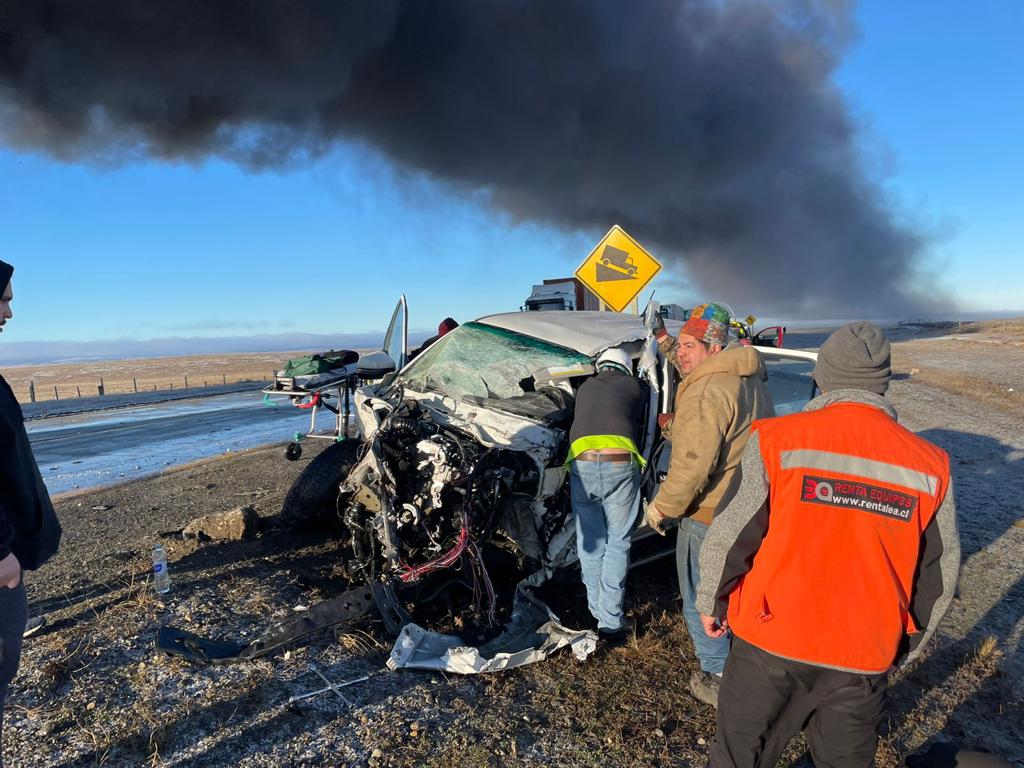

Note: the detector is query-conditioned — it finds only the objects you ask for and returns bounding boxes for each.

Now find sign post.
[574,225,662,313]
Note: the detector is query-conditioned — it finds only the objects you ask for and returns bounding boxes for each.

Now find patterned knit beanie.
[680,302,731,347]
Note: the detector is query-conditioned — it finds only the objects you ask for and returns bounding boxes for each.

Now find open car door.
[382,295,409,371]
[752,325,786,348]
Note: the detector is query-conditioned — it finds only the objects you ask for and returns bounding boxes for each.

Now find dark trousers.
[710,636,887,768]
[0,580,28,768]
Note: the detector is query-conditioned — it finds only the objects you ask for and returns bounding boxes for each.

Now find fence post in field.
[28,381,35,403]
[222,373,227,385]
[184,375,189,389]
[76,386,82,398]
[53,386,59,400]
[98,377,105,396]
[133,378,138,393]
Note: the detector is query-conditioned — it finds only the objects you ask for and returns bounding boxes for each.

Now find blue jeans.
[677,517,731,673]
[570,459,641,631]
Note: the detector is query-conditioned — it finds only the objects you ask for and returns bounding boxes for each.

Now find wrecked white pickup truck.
[159,298,818,673]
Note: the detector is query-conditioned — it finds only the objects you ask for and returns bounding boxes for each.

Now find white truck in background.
[523,277,600,311]
[524,282,576,311]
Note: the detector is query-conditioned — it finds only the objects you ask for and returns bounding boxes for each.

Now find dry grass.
[16,542,306,766]
[4,350,315,403]
[17,509,1024,766]
[891,335,1024,417]
[21,572,172,762]
[881,635,1009,761]
[379,573,723,768]
[962,319,1024,344]
[898,319,1024,344]
[891,361,1024,417]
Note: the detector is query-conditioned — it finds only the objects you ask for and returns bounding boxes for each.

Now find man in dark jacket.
[697,322,959,767]
[565,346,647,642]
[0,260,62,766]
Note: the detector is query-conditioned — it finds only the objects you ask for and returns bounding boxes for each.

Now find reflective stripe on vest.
[780,449,940,495]
[726,402,950,674]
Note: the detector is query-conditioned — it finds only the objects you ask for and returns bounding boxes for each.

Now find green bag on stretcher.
[282,349,358,377]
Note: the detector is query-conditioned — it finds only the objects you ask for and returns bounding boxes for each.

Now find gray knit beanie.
[814,321,891,395]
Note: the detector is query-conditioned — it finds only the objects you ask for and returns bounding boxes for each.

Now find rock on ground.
[183,505,260,541]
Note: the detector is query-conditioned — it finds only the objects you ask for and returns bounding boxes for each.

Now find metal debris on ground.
[156,584,376,664]
[309,663,354,707]
[286,673,371,706]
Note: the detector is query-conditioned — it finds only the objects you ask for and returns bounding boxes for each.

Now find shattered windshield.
[400,322,590,399]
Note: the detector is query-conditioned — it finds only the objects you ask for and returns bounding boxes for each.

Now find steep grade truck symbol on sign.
[575,225,662,312]
[596,245,637,281]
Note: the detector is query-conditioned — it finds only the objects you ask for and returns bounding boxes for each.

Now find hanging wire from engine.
[467,540,498,626]
[396,524,470,583]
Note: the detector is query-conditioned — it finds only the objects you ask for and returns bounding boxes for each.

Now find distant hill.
[1,310,1020,366]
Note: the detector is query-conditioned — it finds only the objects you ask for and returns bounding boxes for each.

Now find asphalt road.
[27,391,344,495]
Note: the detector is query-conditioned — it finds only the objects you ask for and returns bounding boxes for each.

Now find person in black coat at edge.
[0,259,62,767]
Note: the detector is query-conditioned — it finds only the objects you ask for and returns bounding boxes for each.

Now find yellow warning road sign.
[574,225,662,312]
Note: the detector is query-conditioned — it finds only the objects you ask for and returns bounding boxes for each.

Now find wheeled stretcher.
[261,364,358,460]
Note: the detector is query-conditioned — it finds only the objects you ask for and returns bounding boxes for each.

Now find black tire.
[280,439,363,531]
[285,442,303,461]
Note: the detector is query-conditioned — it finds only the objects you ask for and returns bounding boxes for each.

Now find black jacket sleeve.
[903,478,960,665]
[0,505,13,560]
[0,376,62,569]
[0,416,16,559]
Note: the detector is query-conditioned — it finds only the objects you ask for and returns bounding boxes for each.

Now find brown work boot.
[688,670,721,708]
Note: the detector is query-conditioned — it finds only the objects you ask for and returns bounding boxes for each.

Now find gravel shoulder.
[6,331,1023,767]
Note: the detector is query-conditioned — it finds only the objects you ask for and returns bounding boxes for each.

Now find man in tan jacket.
[645,302,773,707]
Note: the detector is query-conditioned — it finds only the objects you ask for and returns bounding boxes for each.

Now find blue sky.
[835,1,1023,310]
[2,0,1021,346]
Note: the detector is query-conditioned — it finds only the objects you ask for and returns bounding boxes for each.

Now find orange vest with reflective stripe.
[727,402,950,673]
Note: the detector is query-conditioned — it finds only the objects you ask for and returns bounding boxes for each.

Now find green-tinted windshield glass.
[401,322,589,399]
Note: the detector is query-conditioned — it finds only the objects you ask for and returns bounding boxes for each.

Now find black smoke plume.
[0,0,945,316]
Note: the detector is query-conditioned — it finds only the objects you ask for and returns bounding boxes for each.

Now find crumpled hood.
[683,346,767,390]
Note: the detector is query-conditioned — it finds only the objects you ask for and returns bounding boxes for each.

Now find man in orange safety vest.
[696,321,960,767]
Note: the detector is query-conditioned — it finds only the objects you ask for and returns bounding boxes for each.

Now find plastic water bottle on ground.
[152,543,170,594]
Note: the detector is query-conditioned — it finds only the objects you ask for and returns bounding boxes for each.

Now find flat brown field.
[5,350,317,403]
[891,319,1024,417]
[960,318,1024,343]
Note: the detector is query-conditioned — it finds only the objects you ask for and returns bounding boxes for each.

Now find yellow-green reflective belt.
[565,435,647,469]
